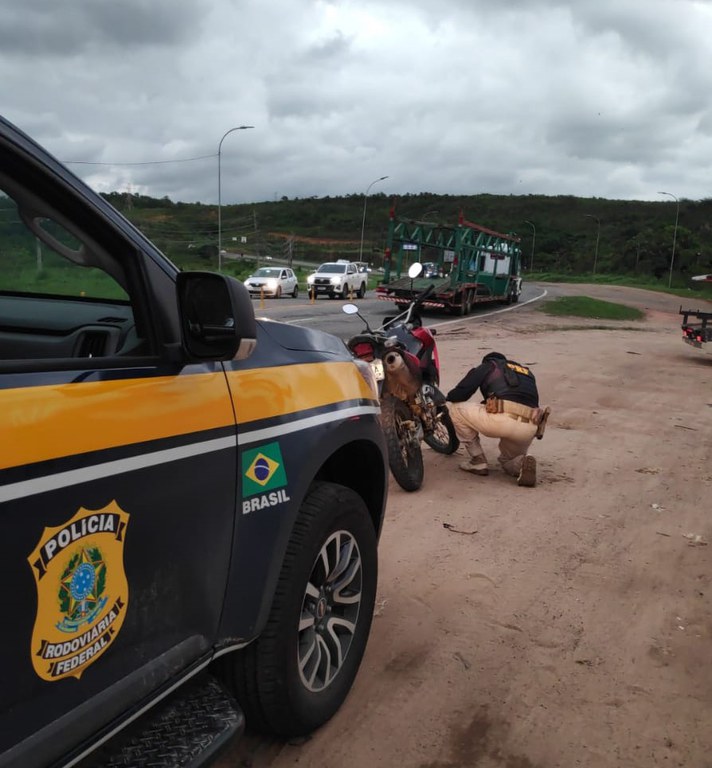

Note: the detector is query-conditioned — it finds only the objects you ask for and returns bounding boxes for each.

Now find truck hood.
[257,318,350,357]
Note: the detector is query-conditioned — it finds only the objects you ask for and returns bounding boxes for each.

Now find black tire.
[505,287,519,305]
[292,285,299,298]
[275,286,282,299]
[357,282,366,299]
[380,394,424,492]
[342,285,349,300]
[459,290,472,316]
[424,407,459,454]
[223,482,378,737]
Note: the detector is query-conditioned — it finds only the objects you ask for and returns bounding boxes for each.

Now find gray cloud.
[2,0,711,205]
[0,0,202,56]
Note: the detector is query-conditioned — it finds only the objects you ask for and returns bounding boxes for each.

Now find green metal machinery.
[377,208,523,315]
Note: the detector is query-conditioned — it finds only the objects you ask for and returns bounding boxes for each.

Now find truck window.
[0,182,153,364]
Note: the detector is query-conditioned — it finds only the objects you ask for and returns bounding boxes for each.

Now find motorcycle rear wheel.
[424,407,459,455]
[380,394,424,492]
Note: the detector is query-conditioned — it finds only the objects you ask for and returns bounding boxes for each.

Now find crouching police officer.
[445,352,550,487]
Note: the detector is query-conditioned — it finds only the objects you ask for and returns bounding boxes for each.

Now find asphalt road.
[248,282,549,340]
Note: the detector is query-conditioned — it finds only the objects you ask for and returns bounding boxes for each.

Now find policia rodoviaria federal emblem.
[28,502,130,682]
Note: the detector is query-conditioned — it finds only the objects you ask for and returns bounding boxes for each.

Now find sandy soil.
[219,285,712,768]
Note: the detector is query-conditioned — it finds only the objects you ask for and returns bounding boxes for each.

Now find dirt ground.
[219,284,712,768]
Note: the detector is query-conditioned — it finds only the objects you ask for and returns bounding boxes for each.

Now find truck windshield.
[317,264,346,273]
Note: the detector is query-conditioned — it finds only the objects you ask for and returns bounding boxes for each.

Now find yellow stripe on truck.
[0,372,235,471]
[0,362,377,472]
[227,361,376,423]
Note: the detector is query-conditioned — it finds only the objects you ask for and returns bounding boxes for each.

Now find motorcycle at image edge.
[342,263,459,492]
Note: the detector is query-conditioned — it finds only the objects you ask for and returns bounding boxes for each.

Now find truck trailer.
[376,208,523,314]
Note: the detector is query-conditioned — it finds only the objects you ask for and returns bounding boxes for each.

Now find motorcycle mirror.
[408,262,423,279]
[342,304,359,315]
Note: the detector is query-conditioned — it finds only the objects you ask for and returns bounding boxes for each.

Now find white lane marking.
[428,289,548,330]
[283,289,549,328]
[283,315,324,325]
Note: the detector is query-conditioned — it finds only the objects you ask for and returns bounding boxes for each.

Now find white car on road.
[244,267,299,298]
[306,261,366,299]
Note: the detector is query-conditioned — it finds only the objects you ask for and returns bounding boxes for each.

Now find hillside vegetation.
[98,191,712,288]
[3,188,712,293]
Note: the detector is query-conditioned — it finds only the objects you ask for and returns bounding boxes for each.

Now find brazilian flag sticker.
[242,442,288,497]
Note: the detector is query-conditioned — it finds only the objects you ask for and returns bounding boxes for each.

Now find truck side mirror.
[177,272,257,361]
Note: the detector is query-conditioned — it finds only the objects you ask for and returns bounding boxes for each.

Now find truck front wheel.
[225,482,378,737]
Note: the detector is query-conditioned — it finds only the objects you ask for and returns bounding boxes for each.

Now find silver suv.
[306,261,367,299]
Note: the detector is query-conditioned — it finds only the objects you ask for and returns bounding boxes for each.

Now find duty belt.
[485,397,532,419]
[485,397,551,439]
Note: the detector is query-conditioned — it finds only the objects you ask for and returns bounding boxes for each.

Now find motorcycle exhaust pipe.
[384,351,419,398]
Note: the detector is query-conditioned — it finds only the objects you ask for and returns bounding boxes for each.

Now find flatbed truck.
[376,208,523,315]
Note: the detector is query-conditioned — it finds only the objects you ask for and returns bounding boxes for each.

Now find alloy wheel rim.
[297,530,362,692]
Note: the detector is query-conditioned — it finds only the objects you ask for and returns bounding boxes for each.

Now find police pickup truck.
[0,116,388,768]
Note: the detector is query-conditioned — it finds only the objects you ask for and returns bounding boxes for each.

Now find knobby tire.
[380,394,424,492]
[424,407,459,455]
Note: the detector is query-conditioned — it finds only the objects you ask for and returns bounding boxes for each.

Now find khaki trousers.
[448,401,537,476]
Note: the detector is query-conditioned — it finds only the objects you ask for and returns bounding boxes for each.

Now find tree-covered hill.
[99,190,712,284]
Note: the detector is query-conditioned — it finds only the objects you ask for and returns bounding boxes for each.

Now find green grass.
[0,264,128,300]
[538,296,645,321]
[528,271,712,302]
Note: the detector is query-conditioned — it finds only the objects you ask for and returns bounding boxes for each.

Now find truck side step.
[82,675,244,768]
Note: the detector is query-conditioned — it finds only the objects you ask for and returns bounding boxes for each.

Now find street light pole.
[218,125,254,271]
[658,191,679,288]
[584,214,601,274]
[359,175,388,263]
[523,220,536,271]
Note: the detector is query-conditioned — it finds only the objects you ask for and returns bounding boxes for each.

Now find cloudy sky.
[3,0,712,205]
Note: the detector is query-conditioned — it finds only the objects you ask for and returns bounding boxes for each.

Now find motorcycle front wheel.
[424,407,459,455]
[380,394,424,492]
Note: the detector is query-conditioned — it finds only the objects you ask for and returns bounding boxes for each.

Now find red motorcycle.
[343,269,458,491]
